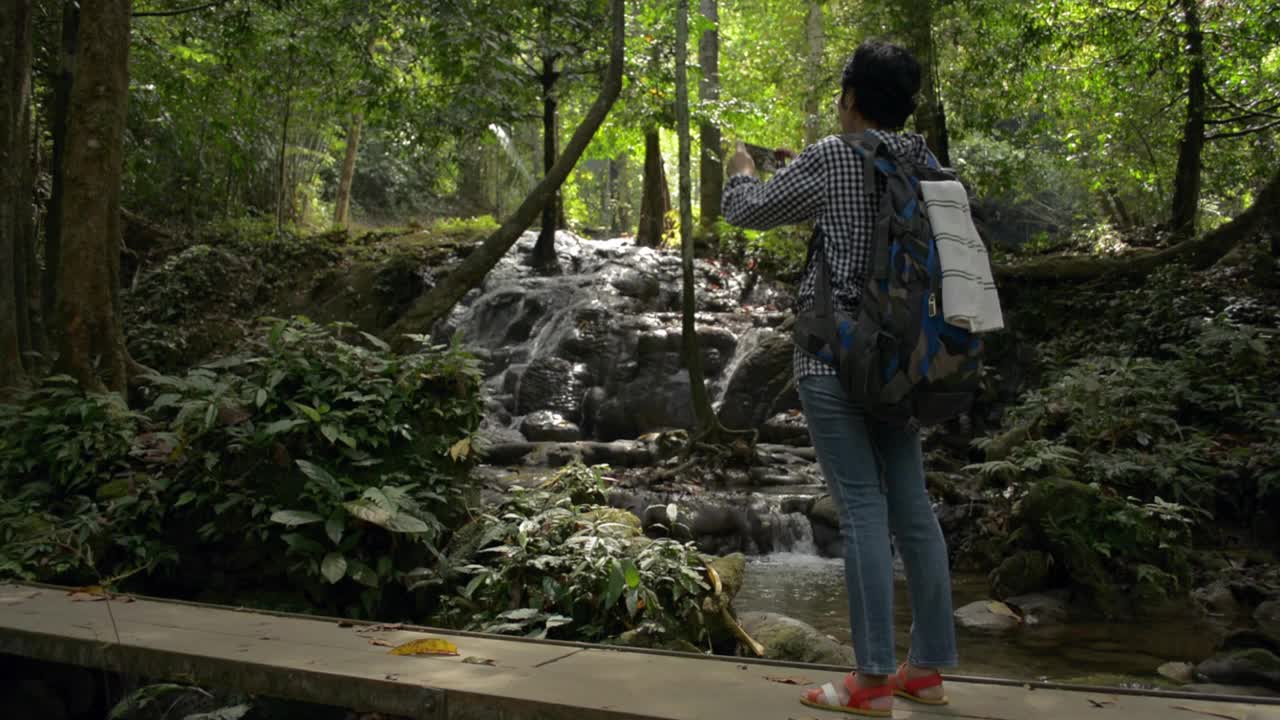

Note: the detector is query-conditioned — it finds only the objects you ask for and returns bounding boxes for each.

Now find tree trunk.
[997,167,1280,283]
[637,128,671,247]
[333,112,362,228]
[698,0,723,236]
[384,0,626,343]
[532,54,562,270]
[1170,0,1206,238]
[1,0,34,389]
[906,0,950,165]
[803,0,826,147]
[275,89,292,232]
[44,0,78,335]
[676,0,716,432]
[55,0,132,393]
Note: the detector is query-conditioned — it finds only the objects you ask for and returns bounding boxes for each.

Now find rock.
[781,496,816,516]
[706,553,747,600]
[990,551,1053,599]
[810,495,841,528]
[1222,629,1280,656]
[1158,661,1197,685]
[1197,648,1280,691]
[1007,591,1069,626]
[1257,601,1280,644]
[954,600,1021,634]
[759,411,809,445]
[1195,581,1241,617]
[520,411,583,442]
[1182,683,1280,698]
[717,331,796,430]
[738,612,855,666]
[516,357,586,417]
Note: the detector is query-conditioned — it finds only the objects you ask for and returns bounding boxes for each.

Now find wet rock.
[781,496,815,516]
[1007,591,1069,626]
[516,357,586,417]
[990,551,1053,599]
[707,553,747,600]
[1196,648,1280,691]
[1222,629,1280,656]
[738,612,855,666]
[759,411,809,445]
[1194,581,1240,617]
[477,440,537,465]
[807,495,843,557]
[954,600,1021,634]
[810,495,840,528]
[611,269,661,300]
[520,411,583,442]
[717,331,797,430]
[1159,661,1196,685]
[1257,601,1280,645]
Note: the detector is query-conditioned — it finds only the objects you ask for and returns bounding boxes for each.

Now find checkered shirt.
[722,131,937,382]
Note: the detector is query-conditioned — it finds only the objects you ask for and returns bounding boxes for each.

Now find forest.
[1,0,1280,716]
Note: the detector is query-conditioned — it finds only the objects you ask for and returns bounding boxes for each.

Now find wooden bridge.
[2,582,1278,720]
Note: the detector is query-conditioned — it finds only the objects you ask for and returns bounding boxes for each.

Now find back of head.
[841,40,922,131]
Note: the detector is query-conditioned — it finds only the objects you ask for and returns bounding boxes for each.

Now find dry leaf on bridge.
[765,675,814,686]
[389,638,460,656]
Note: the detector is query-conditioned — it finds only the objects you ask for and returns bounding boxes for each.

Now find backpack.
[792,132,985,431]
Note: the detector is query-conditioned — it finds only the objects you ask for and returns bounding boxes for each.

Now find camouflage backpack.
[792,133,984,430]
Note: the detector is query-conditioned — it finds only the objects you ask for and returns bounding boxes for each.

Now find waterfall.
[757,494,818,555]
[488,123,535,188]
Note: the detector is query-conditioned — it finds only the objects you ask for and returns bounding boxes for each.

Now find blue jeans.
[799,375,959,675]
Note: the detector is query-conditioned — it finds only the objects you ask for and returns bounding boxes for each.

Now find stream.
[735,553,1220,684]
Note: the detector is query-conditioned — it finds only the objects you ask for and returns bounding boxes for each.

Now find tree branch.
[1206,119,1280,141]
[132,0,232,18]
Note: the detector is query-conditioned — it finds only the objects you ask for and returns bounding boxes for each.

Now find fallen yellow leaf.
[987,601,1022,621]
[389,638,460,657]
[448,437,471,462]
[707,565,723,595]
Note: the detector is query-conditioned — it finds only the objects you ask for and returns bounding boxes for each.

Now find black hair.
[840,40,922,130]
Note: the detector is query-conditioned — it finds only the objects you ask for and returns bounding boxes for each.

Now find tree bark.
[803,0,826,147]
[333,112,362,228]
[906,0,950,165]
[384,0,626,343]
[997,167,1280,283]
[677,0,716,432]
[44,0,78,334]
[698,0,722,236]
[55,0,133,393]
[532,52,562,270]
[1,0,34,389]
[1170,0,1206,238]
[637,128,671,247]
[275,88,292,232]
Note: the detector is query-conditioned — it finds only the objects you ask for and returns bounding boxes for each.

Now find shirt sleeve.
[721,142,827,230]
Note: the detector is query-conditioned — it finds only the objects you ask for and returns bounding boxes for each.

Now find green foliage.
[0,319,484,618]
[714,219,808,280]
[440,462,718,645]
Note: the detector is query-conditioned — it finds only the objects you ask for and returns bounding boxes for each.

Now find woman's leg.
[876,420,959,674]
[798,376,898,677]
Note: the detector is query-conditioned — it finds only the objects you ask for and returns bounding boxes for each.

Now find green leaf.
[262,418,306,436]
[387,513,431,534]
[462,573,487,599]
[325,512,345,544]
[603,559,625,610]
[270,510,324,526]
[297,459,341,496]
[255,388,268,408]
[185,705,252,720]
[499,607,541,621]
[344,499,395,528]
[360,331,391,351]
[621,558,641,589]
[320,424,339,444]
[347,559,378,587]
[320,553,348,584]
[294,402,322,422]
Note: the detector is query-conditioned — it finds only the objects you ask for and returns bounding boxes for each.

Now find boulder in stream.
[954,600,1021,634]
[738,612,855,666]
[1196,648,1280,691]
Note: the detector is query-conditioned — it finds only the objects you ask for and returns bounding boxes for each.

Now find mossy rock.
[705,553,746,600]
[990,550,1053,599]
[738,611,854,666]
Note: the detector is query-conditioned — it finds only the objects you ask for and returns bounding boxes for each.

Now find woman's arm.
[722,141,827,230]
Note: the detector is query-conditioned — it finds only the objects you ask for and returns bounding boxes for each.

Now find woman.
[722,39,958,717]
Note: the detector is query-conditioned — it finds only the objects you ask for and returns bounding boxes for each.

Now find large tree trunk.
[998,167,1280,283]
[905,0,950,165]
[55,0,132,393]
[384,0,626,344]
[1170,0,1206,238]
[532,54,562,270]
[698,0,723,236]
[803,0,826,147]
[676,0,716,432]
[43,0,78,335]
[1,0,34,390]
[636,128,671,247]
[333,112,362,228]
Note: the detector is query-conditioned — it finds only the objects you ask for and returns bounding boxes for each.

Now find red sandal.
[800,673,894,717]
[892,664,949,706]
